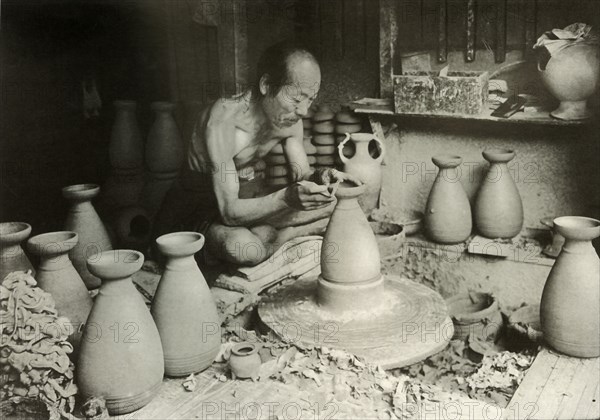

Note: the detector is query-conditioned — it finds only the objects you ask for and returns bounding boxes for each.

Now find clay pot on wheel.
[0,222,35,283]
[537,42,600,120]
[229,342,262,380]
[540,216,600,357]
[77,250,164,415]
[424,155,472,244]
[320,182,381,284]
[151,232,221,377]
[338,133,385,215]
[474,149,523,239]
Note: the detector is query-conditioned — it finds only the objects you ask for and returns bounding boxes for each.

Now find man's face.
[261,55,321,129]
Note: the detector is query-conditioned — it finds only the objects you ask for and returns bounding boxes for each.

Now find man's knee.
[219,229,269,266]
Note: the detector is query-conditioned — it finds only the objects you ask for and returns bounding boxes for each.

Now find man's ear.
[259,74,269,96]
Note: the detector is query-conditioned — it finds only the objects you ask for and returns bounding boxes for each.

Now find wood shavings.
[1,271,78,420]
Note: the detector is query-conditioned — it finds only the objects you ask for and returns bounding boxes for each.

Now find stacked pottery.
[540,216,600,357]
[27,231,93,352]
[424,155,472,244]
[338,133,385,215]
[265,143,289,189]
[317,182,384,313]
[151,232,221,377]
[334,109,363,168]
[142,102,184,219]
[77,250,164,415]
[312,105,336,169]
[474,149,523,239]
[0,222,35,283]
[302,107,317,172]
[63,184,113,290]
[100,100,145,215]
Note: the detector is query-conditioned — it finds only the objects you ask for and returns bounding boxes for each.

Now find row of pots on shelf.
[424,148,524,243]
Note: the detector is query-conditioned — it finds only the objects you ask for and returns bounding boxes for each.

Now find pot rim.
[86,249,144,279]
[62,183,100,201]
[482,148,515,163]
[27,231,78,255]
[447,292,500,323]
[432,155,462,168]
[333,181,367,199]
[231,342,261,357]
[553,216,600,241]
[156,232,205,257]
[0,222,32,245]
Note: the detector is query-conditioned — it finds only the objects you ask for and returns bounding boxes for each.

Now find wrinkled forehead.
[282,57,321,99]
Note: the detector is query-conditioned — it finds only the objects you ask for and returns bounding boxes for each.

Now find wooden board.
[259,275,453,369]
[505,348,600,419]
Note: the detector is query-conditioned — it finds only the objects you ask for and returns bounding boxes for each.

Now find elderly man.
[153,41,358,266]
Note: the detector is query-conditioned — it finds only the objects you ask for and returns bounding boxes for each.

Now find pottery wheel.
[259,274,453,369]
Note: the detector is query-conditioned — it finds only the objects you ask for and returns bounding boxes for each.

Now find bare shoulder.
[206,94,250,127]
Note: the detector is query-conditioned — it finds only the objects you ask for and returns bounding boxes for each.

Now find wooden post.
[438,0,447,63]
[495,0,507,63]
[379,0,398,98]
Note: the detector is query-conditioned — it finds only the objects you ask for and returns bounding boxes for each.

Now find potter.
[153,41,359,266]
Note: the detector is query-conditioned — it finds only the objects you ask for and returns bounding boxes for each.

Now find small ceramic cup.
[229,342,262,381]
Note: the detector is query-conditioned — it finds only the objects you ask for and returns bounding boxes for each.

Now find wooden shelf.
[349,98,594,126]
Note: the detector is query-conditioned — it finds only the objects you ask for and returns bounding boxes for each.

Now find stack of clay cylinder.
[265,143,289,189]
[334,108,363,167]
[311,105,337,170]
[303,107,318,173]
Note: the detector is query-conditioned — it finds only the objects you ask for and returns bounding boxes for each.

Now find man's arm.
[282,123,312,182]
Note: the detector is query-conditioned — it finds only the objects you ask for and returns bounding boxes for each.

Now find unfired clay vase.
[151,232,221,377]
[63,184,113,289]
[229,342,262,380]
[538,42,600,120]
[474,149,523,239]
[100,100,144,214]
[27,231,93,351]
[540,216,600,357]
[320,182,381,284]
[0,222,35,283]
[424,155,472,244]
[338,133,385,215]
[142,102,184,218]
[77,250,164,414]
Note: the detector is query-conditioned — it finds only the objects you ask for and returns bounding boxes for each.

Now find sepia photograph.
[1,0,599,418]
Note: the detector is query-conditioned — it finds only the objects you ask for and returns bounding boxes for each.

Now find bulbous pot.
[27,231,93,352]
[474,149,523,239]
[151,232,221,377]
[424,155,472,244]
[229,342,262,380]
[320,182,381,283]
[540,216,600,357]
[63,184,113,289]
[77,250,164,415]
[538,42,600,120]
[338,133,385,215]
[0,222,35,283]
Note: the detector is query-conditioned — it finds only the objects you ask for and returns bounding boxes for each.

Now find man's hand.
[284,180,335,210]
[310,167,363,187]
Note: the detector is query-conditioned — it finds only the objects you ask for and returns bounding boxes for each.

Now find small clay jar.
[229,342,262,380]
[424,155,472,244]
[0,222,35,283]
[447,292,503,341]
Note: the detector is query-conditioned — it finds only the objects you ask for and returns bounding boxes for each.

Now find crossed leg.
[205,204,333,266]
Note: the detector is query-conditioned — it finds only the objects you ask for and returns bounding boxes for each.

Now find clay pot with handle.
[338,133,385,216]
